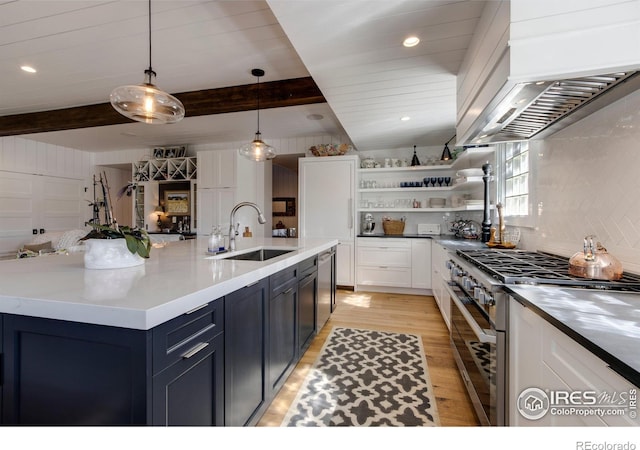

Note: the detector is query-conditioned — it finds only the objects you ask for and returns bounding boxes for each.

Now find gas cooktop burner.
[456,249,640,291]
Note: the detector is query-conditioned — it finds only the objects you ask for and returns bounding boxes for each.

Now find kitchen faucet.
[228,202,266,251]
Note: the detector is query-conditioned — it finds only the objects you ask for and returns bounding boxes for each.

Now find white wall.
[0,136,94,255]
[533,87,640,274]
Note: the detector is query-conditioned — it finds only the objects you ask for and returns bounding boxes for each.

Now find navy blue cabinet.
[0,299,223,426]
[298,256,318,354]
[0,316,3,420]
[224,278,269,426]
[151,300,224,426]
[1,314,149,425]
[268,266,298,395]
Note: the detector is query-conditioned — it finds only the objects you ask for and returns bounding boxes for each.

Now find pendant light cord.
[256,73,261,134]
[148,0,152,72]
[145,0,155,78]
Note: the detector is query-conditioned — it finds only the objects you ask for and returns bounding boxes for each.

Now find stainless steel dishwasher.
[316,246,335,330]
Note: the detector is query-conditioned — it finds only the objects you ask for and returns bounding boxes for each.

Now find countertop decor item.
[309,143,352,157]
[239,68,276,161]
[109,0,184,124]
[382,218,405,235]
[81,223,151,269]
[569,235,623,280]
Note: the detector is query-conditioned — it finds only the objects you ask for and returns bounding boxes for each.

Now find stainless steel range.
[445,248,640,427]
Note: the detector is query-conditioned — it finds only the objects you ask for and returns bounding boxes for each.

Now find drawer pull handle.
[181,342,209,359]
[185,303,209,315]
[283,287,294,295]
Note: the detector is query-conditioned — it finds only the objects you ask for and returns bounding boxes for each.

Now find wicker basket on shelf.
[382,220,405,235]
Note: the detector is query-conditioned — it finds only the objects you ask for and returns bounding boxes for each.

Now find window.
[496,140,535,227]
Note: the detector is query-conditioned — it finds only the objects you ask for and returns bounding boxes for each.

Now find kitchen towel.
[281,327,440,426]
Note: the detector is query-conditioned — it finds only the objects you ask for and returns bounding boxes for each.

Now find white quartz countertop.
[0,237,338,330]
[506,285,640,387]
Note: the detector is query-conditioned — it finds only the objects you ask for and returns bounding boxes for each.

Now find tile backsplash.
[534,87,640,274]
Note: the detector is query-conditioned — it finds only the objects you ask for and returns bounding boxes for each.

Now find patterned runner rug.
[281,327,440,426]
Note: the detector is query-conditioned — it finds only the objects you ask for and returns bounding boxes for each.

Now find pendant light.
[239,68,276,161]
[110,0,185,124]
[440,135,455,161]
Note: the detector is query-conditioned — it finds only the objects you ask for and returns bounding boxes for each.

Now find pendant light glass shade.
[239,132,276,161]
[240,68,276,161]
[110,69,184,124]
[110,0,185,124]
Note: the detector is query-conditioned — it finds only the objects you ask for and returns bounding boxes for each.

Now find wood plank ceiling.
[0,1,485,152]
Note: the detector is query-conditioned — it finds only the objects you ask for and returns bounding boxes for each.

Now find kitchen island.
[0,237,338,426]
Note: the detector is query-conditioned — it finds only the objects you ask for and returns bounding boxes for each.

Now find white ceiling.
[0,0,485,153]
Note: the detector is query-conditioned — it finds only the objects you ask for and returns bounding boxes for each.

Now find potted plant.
[81,223,151,269]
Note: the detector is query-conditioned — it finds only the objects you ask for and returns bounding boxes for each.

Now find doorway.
[271,153,303,237]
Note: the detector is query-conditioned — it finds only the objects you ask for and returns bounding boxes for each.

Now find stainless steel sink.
[221,248,294,261]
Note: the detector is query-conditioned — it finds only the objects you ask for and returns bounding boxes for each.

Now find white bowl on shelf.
[429,198,446,208]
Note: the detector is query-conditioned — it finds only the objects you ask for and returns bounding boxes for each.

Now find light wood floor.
[257,289,480,427]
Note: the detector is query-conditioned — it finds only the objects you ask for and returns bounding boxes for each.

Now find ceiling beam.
[0,77,326,137]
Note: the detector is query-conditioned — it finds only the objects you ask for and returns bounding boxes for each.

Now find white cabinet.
[355,237,432,292]
[357,238,412,288]
[430,241,451,329]
[197,188,236,235]
[411,239,432,290]
[197,150,237,189]
[196,149,269,237]
[336,241,354,287]
[299,156,357,287]
[509,298,638,427]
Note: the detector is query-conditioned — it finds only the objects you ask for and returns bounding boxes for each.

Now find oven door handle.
[446,283,496,345]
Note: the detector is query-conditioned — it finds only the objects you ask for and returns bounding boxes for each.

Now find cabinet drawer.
[270,265,298,297]
[298,255,318,278]
[152,299,224,375]
[357,237,411,248]
[357,266,411,287]
[357,246,411,267]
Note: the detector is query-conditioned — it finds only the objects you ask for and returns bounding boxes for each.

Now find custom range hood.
[465,70,640,145]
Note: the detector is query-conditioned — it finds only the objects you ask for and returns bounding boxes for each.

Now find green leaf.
[124,234,138,254]
[137,242,150,258]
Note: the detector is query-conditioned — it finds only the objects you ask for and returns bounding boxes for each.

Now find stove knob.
[485,294,495,306]
[463,276,476,290]
[445,260,453,270]
[474,287,485,303]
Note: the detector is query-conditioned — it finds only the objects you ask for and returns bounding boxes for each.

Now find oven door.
[446,282,499,426]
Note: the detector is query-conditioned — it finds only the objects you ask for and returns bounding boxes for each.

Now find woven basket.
[383,220,405,235]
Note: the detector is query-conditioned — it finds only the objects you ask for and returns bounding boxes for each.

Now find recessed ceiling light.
[20,65,36,73]
[306,114,324,120]
[400,116,411,121]
[403,36,420,47]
